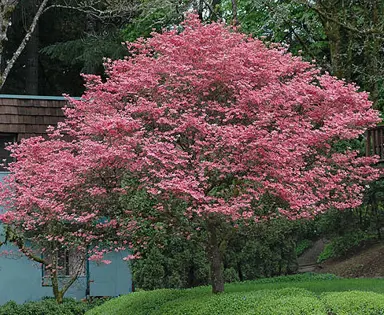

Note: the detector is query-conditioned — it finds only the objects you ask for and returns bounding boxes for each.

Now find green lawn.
[87,273,384,315]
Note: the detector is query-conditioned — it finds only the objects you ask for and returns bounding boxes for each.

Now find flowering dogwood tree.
[0,14,381,295]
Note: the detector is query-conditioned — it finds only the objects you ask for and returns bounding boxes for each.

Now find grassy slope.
[86,274,384,315]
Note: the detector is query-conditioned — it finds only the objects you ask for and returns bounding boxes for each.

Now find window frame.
[41,248,86,287]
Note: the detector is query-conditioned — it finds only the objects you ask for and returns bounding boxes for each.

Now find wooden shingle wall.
[0,97,67,141]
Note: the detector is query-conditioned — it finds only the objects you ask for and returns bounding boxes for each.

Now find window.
[0,134,16,172]
[42,248,86,286]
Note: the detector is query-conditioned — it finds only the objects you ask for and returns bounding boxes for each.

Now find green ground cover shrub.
[234,272,338,285]
[158,288,326,315]
[251,289,326,315]
[0,297,105,315]
[87,274,384,315]
[317,243,335,263]
[87,287,327,315]
[295,239,313,256]
[322,291,384,315]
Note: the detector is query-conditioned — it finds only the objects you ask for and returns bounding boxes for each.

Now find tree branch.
[60,254,87,298]
[43,3,138,20]
[0,1,19,75]
[297,0,384,36]
[0,0,49,91]
[12,232,47,264]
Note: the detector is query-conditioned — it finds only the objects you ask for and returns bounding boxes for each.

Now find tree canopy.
[0,15,380,295]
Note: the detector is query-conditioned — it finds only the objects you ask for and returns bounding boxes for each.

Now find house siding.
[0,218,132,304]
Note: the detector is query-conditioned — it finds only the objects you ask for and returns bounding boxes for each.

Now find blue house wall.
[0,172,132,304]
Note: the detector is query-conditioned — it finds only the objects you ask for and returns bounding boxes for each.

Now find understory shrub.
[223,267,240,283]
[132,218,309,290]
[317,231,376,263]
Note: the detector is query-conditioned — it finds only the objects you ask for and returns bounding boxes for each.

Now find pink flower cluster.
[0,14,381,261]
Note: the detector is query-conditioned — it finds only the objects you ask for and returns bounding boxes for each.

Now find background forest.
[5,0,384,109]
[3,0,384,291]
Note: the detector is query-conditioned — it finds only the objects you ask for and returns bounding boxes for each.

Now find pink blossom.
[0,14,380,269]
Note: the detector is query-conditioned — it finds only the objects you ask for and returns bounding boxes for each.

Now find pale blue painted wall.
[0,172,132,304]
[89,251,132,297]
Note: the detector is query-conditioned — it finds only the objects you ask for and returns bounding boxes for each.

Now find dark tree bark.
[231,0,238,26]
[0,0,48,91]
[25,13,39,95]
[364,0,380,106]
[309,0,384,107]
[207,219,224,293]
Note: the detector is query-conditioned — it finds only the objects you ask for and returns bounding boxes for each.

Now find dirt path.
[297,239,325,273]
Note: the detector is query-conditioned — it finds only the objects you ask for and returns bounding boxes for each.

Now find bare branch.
[8,227,48,265]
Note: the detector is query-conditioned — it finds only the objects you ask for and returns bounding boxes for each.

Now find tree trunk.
[322,20,344,79]
[237,261,243,281]
[0,0,48,91]
[231,0,238,26]
[318,1,350,80]
[55,290,64,304]
[51,255,64,303]
[365,0,380,107]
[197,0,203,21]
[25,10,39,95]
[0,2,18,72]
[207,219,224,293]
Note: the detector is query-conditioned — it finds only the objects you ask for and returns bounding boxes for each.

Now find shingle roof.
[0,96,67,140]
